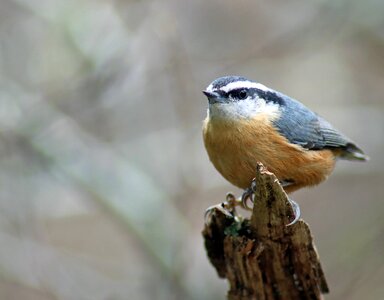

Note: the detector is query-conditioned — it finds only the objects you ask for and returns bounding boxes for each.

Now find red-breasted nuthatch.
[202,76,368,224]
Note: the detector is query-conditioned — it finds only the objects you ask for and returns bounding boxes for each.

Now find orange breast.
[202,115,336,193]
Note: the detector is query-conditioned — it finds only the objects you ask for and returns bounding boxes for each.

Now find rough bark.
[203,163,328,300]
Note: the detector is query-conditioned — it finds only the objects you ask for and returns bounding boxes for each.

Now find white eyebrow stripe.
[220,81,271,93]
[206,83,214,93]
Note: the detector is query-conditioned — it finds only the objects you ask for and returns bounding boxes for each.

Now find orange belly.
[203,115,336,193]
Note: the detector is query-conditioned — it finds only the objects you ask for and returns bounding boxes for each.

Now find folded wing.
[271,92,368,161]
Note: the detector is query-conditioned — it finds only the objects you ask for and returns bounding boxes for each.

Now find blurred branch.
[0,94,196,299]
[203,163,328,300]
[220,0,354,70]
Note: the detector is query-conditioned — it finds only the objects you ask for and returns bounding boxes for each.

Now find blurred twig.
[0,93,196,299]
[219,0,354,71]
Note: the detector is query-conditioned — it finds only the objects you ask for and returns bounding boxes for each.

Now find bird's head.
[203,76,283,120]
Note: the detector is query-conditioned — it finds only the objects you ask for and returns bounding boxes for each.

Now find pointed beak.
[202,90,222,104]
[202,91,218,98]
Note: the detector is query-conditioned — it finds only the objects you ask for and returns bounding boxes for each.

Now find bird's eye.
[228,89,249,100]
[238,90,248,99]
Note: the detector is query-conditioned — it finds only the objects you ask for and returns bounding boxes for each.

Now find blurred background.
[0,0,383,299]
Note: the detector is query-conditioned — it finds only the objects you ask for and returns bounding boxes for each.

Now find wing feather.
[270,92,367,161]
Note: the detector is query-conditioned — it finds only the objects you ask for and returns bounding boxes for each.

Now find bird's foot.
[241,180,257,210]
[204,193,241,224]
[205,180,301,226]
[241,179,300,226]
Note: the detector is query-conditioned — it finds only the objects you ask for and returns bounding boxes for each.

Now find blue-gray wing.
[270,92,367,161]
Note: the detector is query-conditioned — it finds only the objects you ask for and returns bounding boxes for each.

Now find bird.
[202,75,368,224]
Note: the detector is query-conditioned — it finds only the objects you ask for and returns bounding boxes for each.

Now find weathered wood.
[203,163,328,300]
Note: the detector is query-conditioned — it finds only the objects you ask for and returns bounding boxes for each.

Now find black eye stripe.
[255,89,285,105]
[228,88,254,100]
[222,87,284,105]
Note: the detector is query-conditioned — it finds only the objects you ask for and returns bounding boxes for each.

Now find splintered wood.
[203,163,329,300]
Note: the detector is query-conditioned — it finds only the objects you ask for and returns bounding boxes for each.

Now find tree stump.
[202,163,329,300]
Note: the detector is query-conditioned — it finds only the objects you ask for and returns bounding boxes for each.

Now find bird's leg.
[241,180,257,210]
[241,179,301,226]
[279,180,301,225]
[205,180,300,225]
[279,179,295,188]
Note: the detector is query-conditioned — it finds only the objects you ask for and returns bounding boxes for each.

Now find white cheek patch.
[209,97,280,120]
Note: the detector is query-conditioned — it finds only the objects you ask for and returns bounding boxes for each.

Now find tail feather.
[339,143,369,161]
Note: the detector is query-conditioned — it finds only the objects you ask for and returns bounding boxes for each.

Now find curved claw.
[204,203,231,225]
[241,188,254,211]
[286,198,301,226]
[242,180,258,210]
[204,196,237,225]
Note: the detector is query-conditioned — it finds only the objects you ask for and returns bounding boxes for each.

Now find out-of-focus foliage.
[0,0,383,299]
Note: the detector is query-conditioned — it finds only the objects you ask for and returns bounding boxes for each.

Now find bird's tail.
[339,143,369,161]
